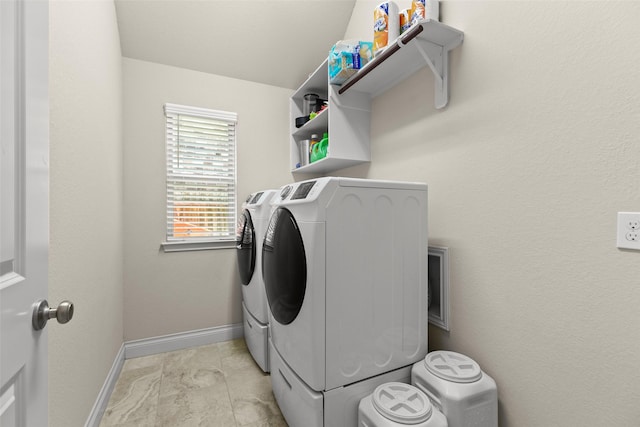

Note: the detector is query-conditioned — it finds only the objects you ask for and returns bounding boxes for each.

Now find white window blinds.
[164,103,237,247]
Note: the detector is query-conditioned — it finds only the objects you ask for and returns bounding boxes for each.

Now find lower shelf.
[291,156,369,174]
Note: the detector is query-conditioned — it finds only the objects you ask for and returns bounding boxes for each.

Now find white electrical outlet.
[617,212,640,250]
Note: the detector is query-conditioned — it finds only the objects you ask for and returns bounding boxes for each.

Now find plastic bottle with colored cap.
[309,134,320,162]
[311,132,329,163]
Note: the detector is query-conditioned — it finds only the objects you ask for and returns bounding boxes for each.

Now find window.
[162,103,237,252]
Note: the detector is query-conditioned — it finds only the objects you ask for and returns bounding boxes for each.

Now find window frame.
[161,103,238,252]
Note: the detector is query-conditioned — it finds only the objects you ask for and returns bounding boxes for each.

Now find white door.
[1,0,50,425]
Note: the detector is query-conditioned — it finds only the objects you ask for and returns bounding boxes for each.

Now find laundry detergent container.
[358,382,448,427]
[411,351,497,427]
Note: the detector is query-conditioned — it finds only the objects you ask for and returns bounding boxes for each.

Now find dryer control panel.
[249,191,264,204]
[291,181,316,200]
[279,181,318,201]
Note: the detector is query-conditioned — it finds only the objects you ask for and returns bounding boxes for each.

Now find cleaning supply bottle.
[309,134,321,163]
[311,132,329,163]
[318,132,329,160]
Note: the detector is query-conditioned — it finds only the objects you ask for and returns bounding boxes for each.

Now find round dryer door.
[262,207,306,325]
[236,210,256,286]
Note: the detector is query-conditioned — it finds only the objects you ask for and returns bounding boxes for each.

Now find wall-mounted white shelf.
[338,19,464,109]
[290,59,371,174]
[289,20,463,174]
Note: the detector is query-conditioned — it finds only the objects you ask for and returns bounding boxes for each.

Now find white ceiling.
[114,0,357,90]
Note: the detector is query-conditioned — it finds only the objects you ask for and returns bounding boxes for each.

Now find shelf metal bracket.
[415,41,448,109]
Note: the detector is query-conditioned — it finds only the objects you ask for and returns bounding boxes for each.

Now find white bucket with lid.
[411,351,498,427]
[358,382,448,427]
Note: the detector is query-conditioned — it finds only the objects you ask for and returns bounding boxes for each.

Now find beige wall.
[122,58,292,340]
[341,1,640,425]
[49,1,123,426]
[47,1,640,425]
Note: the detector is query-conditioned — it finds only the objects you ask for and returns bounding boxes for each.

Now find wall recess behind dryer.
[428,245,450,331]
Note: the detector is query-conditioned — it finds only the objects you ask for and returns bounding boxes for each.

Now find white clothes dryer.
[236,189,278,372]
[262,177,429,426]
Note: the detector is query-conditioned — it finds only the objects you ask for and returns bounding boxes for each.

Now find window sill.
[161,240,236,253]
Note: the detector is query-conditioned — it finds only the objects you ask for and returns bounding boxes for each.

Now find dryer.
[236,189,278,372]
[262,177,429,427]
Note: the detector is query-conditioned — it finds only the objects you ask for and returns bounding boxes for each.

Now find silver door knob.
[32,299,74,331]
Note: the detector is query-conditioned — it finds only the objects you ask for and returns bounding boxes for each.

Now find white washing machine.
[262,177,429,426]
[236,189,278,372]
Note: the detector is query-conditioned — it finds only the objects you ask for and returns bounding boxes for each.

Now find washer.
[236,189,278,372]
[262,177,429,426]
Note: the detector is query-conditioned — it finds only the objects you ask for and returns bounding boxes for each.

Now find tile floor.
[98,339,288,427]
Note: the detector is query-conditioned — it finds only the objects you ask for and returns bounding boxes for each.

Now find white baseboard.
[124,323,243,359]
[85,323,243,427]
[84,343,125,427]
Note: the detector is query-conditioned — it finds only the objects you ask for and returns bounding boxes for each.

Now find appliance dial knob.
[280,185,292,199]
